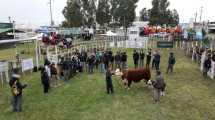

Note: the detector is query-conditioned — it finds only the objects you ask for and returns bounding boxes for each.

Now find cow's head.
[143,68,151,82]
[115,68,123,76]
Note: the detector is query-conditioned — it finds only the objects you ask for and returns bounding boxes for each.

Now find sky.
[0,0,214,28]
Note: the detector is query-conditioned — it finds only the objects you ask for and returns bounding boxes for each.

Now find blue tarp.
[196,30,203,40]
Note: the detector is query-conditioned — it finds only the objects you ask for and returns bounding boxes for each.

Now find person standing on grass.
[87,54,96,74]
[152,71,165,103]
[105,66,114,94]
[110,51,114,69]
[83,50,88,71]
[167,52,176,74]
[139,49,145,68]
[154,50,161,70]
[9,69,27,112]
[133,50,139,68]
[100,51,105,73]
[115,51,121,69]
[80,51,85,72]
[62,58,70,81]
[203,56,211,77]
[146,49,152,68]
[104,51,110,70]
[41,67,50,94]
[95,50,100,70]
[121,52,127,70]
[151,50,156,69]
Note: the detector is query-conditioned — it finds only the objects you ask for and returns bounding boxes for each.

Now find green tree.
[81,0,96,27]
[110,0,120,23]
[62,0,84,27]
[149,0,160,25]
[159,0,170,25]
[140,8,149,21]
[96,0,111,27]
[170,9,179,26]
[149,0,179,26]
[114,0,138,28]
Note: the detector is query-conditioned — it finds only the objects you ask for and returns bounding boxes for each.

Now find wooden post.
[0,72,3,87]
[46,45,49,59]
[35,39,39,69]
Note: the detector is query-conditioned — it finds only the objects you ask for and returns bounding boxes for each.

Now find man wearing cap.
[9,69,27,112]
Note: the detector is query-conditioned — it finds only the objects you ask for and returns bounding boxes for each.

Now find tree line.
[140,0,179,27]
[62,0,179,28]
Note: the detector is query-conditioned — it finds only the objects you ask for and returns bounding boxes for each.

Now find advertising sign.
[22,58,34,72]
[157,41,174,48]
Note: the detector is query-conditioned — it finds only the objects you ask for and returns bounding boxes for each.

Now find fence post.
[0,72,3,87]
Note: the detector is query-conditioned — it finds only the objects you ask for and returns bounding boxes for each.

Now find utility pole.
[49,0,54,26]
[124,16,126,41]
[200,6,203,23]
[13,20,18,55]
[194,12,198,23]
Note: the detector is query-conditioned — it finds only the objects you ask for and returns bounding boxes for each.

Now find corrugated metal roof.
[0,28,13,34]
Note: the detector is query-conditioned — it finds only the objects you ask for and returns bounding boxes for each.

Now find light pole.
[200,6,203,23]
[13,21,17,55]
[49,0,54,26]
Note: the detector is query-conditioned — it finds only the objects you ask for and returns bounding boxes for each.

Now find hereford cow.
[120,68,151,89]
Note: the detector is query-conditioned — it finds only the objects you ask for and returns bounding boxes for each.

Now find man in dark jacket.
[115,51,121,69]
[139,50,145,67]
[62,58,70,81]
[154,51,161,70]
[82,50,88,71]
[109,51,114,69]
[106,66,114,94]
[146,49,152,68]
[152,71,165,103]
[100,52,106,73]
[87,54,95,74]
[133,50,139,68]
[203,56,211,77]
[167,52,176,74]
[41,67,50,93]
[9,69,27,112]
[121,52,127,70]
[104,51,110,70]
[152,51,156,69]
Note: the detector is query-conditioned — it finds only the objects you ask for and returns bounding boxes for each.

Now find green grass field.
[0,47,215,120]
[0,43,36,61]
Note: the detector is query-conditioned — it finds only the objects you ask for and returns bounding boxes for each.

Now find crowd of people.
[8,48,177,112]
[190,46,215,77]
[132,49,176,73]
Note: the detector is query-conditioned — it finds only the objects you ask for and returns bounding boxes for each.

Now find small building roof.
[0,28,24,34]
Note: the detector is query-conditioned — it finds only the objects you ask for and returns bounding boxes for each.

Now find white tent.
[106,31,117,36]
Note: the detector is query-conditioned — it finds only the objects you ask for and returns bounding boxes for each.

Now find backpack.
[11,83,20,96]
